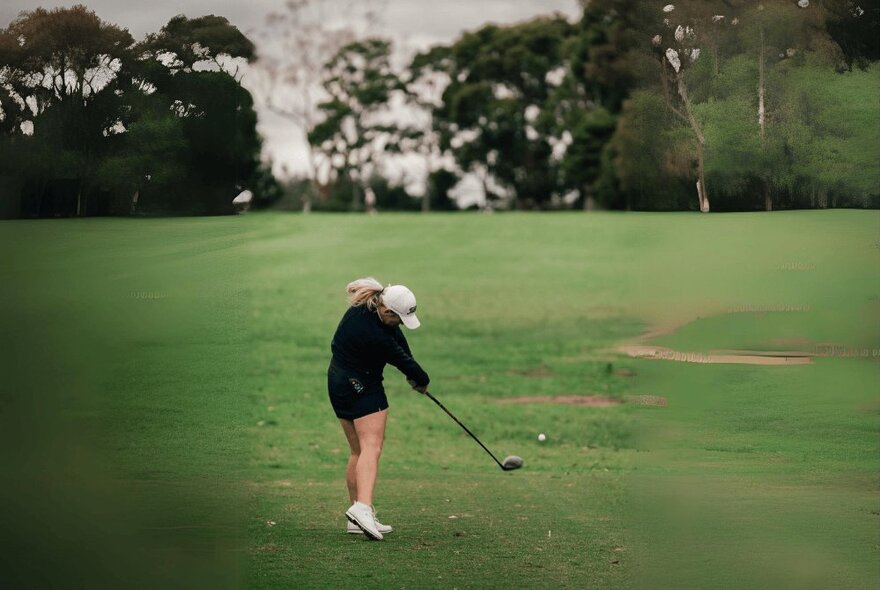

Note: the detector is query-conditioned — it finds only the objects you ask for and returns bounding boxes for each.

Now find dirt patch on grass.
[507,364,556,377]
[249,544,281,554]
[857,399,880,414]
[624,394,668,407]
[498,395,621,407]
[498,394,667,407]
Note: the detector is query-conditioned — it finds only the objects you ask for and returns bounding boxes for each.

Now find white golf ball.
[538,433,546,442]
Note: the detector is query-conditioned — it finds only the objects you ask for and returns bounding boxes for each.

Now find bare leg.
[353,409,387,506]
[338,418,360,503]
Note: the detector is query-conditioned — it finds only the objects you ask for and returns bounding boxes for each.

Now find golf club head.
[501,455,523,470]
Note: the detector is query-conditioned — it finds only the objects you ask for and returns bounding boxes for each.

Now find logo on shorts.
[349,378,365,394]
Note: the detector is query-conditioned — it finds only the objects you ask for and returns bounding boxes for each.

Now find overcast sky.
[1,0,580,46]
[2,1,582,190]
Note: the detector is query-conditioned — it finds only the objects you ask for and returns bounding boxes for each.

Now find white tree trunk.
[582,184,596,211]
[677,75,710,213]
[758,27,773,211]
[758,27,766,143]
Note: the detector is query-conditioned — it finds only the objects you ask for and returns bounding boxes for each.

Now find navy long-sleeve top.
[329,304,430,388]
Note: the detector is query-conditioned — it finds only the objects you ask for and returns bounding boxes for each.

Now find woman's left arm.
[391,327,414,357]
[375,331,429,387]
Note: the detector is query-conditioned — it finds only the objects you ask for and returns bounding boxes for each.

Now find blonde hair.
[346,277,386,311]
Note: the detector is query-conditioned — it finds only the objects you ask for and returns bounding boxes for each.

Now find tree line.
[0,5,279,218]
[1,2,877,217]
[272,0,879,212]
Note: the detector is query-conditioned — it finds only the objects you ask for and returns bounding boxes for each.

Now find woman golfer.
[328,277,429,540]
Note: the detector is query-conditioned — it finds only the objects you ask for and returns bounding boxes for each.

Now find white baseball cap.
[382,284,420,329]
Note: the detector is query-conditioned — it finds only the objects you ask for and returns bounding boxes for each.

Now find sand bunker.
[612,317,827,365]
[616,344,814,365]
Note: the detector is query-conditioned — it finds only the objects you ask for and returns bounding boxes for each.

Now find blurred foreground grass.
[1,210,877,589]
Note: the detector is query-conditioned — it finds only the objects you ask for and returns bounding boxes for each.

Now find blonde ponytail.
[346,277,385,310]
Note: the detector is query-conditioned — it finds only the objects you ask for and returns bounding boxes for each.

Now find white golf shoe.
[347,511,392,535]
[345,501,384,540]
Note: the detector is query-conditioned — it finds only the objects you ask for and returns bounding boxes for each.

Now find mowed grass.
[0,210,877,589]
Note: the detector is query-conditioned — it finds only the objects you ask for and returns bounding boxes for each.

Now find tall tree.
[0,5,134,216]
[575,0,657,112]
[417,16,580,209]
[308,38,407,210]
[609,89,694,210]
[140,14,255,74]
[739,1,837,210]
[2,5,133,118]
[253,0,382,211]
[650,2,724,212]
[135,15,262,214]
[559,107,617,210]
[407,45,456,211]
[94,94,188,214]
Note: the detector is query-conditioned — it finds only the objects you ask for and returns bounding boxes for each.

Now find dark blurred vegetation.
[1,1,878,216]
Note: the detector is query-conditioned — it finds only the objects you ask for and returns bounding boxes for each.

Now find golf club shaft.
[424,390,505,469]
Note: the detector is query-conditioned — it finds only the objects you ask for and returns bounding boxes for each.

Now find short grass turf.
[0,210,877,589]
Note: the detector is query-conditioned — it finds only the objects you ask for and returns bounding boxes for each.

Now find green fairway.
[1,210,877,589]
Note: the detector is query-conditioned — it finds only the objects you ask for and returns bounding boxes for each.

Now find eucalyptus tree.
[649,2,726,212]
[680,0,864,210]
[577,0,878,211]
[735,1,835,209]
[405,45,455,211]
[253,0,383,210]
[308,38,410,210]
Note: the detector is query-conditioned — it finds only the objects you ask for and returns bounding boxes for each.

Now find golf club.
[424,390,523,471]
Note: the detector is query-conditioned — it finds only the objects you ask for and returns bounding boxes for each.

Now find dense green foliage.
[301,0,879,211]
[543,0,880,211]
[416,17,582,209]
[0,6,277,218]
[3,3,878,215]
[592,0,880,211]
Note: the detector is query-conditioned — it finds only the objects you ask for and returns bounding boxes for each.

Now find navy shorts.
[327,364,388,421]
